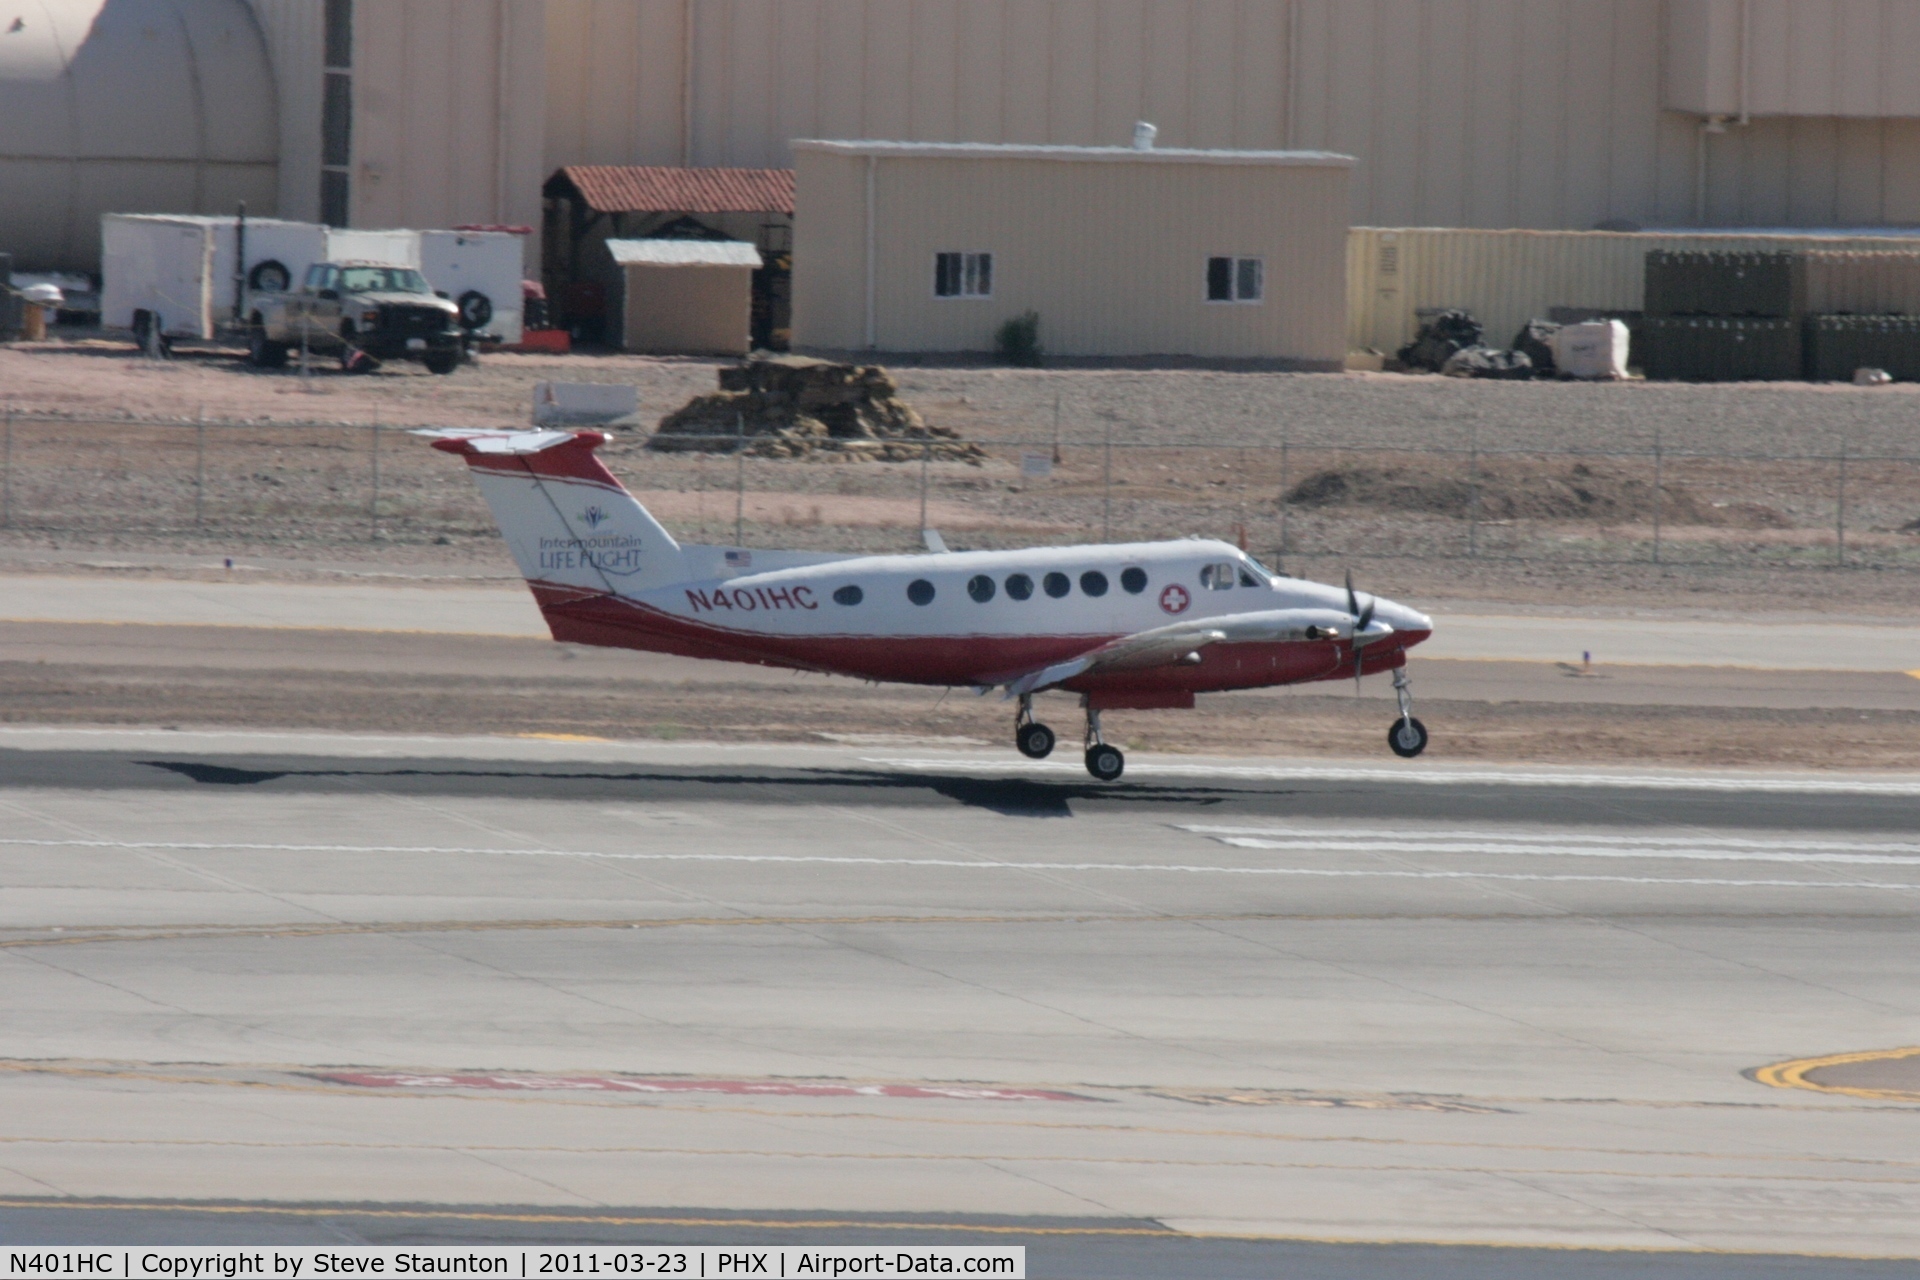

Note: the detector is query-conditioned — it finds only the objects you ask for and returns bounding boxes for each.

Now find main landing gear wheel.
[1016,722,1056,759]
[1085,743,1125,782]
[1386,667,1427,758]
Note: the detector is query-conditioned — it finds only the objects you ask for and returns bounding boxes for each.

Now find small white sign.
[532,381,641,425]
[1020,453,1053,479]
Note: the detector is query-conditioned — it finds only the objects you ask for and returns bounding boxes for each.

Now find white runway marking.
[2,839,1915,892]
[1177,826,1920,866]
[861,757,1920,796]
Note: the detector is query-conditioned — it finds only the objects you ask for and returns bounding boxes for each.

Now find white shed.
[608,238,762,357]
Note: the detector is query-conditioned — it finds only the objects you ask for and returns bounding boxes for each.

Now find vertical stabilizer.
[427,430,685,596]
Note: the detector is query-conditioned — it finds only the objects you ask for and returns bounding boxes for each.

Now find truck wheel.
[247,321,288,368]
[247,260,291,293]
[456,290,493,331]
[423,350,459,375]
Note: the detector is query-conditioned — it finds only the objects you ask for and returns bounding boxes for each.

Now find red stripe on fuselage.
[529,584,1429,694]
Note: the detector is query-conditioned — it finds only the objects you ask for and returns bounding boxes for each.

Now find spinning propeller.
[1345,569,1376,691]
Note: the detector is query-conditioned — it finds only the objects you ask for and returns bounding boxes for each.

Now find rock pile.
[648,355,984,461]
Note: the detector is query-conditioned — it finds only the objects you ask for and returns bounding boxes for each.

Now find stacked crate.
[1638,248,1920,381]
[1637,251,1803,381]
[1799,251,1920,382]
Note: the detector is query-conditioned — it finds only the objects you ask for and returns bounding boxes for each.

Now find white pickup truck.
[247,261,466,374]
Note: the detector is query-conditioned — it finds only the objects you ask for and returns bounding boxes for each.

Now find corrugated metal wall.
[350,0,545,261]
[247,0,323,222]
[794,147,1348,361]
[532,0,1920,235]
[1347,226,1920,353]
[1666,0,1920,118]
[234,3,1920,268]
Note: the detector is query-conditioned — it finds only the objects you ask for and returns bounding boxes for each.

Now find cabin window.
[1120,567,1148,594]
[967,574,996,602]
[1005,573,1033,600]
[1079,570,1109,597]
[907,579,935,606]
[1042,571,1071,599]
[832,585,863,606]
[1199,562,1237,590]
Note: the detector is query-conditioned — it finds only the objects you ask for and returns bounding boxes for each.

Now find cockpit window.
[1199,562,1236,590]
[1242,554,1285,580]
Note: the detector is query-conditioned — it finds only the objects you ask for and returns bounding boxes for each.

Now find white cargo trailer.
[101,214,326,341]
[419,230,524,344]
[326,228,420,270]
[101,215,524,346]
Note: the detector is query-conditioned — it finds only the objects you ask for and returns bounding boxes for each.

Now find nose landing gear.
[1014,695,1055,759]
[1082,704,1125,781]
[1387,667,1429,758]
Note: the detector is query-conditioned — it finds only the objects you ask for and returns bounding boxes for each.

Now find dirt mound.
[648,355,984,462]
[1285,459,1790,527]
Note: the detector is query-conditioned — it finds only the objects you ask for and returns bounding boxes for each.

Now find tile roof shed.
[545,167,795,215]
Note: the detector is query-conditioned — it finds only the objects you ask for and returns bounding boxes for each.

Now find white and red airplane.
[426,428,1434,780]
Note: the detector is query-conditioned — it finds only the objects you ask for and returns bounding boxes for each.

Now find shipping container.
[1804,314,1920,382]
[1634,316,1800,382]
[1347,227,1920,358]
[1644,251,1804,318]
[1802,251,1920,317]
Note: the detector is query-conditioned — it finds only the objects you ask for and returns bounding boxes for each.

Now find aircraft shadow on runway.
[136,758,1239,818]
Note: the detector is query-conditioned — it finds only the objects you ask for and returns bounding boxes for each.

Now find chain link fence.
[4,411,1917,572]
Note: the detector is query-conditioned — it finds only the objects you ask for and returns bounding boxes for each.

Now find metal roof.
[549,166,795,215]
[606,239,763,268]
[791,140,1355,167]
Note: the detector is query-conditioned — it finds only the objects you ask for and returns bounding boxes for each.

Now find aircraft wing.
[991,607,1392,699]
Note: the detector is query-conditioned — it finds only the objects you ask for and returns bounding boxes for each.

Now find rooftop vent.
[1132,121,1157,151]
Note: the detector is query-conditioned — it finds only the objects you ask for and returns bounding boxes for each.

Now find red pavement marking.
[317,1071,1092,1102]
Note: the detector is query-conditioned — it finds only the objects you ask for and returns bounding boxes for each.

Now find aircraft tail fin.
[424,429,685,598]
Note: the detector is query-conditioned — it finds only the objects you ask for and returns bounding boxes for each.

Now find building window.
[320,0,352,226]
[935,252,992,298]
[324,0,353,68]
[1206,256,1263,303]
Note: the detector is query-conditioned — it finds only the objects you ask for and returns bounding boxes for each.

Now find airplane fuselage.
[527,538,1433,708]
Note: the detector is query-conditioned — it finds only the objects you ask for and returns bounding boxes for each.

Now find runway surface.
[2,732,1918,1273]
[6,575,1917,672]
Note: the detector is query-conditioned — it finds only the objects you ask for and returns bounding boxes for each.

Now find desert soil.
[3,335,1920,619]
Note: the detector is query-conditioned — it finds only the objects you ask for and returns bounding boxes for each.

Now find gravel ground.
[8,334,1920,456]
[5,335,1920,614]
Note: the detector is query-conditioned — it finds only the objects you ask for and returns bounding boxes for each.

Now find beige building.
[608,238,759,357]
[283,0,1920,246]
[11,2,1920,272]
[791,140,1349,362]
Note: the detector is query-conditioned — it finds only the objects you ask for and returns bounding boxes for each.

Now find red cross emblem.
[1159,583,1191,615]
